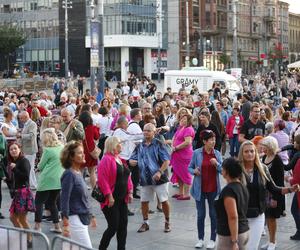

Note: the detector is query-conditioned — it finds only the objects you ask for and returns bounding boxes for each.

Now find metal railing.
[0,224,50,250]
[51,235,96,250]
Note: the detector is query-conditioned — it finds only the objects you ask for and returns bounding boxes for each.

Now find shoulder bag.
[85,138,101,160]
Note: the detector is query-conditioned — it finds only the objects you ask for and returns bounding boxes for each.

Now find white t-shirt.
[91,113,102,127]
[122,86,130,95]
[132,89,140,97]
[66,103,77,116]
[98,116,112,136]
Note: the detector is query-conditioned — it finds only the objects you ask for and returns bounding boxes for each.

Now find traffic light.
[279,64,285,80]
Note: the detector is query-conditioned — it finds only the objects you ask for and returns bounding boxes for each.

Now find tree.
[219,54,230,68]
[0,26,26,71]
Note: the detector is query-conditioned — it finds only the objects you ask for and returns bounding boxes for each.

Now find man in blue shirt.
[130,123,171,233]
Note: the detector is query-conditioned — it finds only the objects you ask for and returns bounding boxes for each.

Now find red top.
[83,124,100,167]
[226,114,244,139]
[27,106,48,117]
[290,159,300,211]
[201,150,217,193]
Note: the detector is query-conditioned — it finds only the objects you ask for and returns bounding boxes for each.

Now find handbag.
[91,186,105,203]
[85,139,101,160]
[266,191,278,208]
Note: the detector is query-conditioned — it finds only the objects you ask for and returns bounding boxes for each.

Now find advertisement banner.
[90,21,99,67]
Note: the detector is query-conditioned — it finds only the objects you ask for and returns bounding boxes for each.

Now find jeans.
[291,193,300,233]
[196,192,217,241]
[99,200,128,250]
[229,134,240,157]
[34,190,60,223]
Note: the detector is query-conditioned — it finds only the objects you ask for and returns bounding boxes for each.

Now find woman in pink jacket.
[97,136,133,250]
[226,107,244,157]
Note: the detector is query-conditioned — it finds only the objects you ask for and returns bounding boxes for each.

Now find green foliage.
[0,25,26,56]
[219,54,230,67]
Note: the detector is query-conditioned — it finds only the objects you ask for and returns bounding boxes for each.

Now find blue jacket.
[188,147,223,201]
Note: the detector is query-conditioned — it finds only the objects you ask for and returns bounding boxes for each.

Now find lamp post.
[185,0,190,67]
[232,0,238,68]
[157,0,162,84]
[62,0,72,79]
[97,0,105,98]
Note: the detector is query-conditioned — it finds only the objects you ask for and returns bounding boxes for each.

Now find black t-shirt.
[240,119,265,140]
[194,123,221,151]
[215,182,249,236]
[113,162,130,200]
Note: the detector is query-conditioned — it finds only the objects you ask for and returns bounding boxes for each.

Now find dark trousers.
[35,190,60,223]
[45,192,61,211]
[99,200,128,250]
[129,163,139,195]
[78,85,83,96]
[196,192,217,241]
[229,134,240,157]
[291,193,300,233]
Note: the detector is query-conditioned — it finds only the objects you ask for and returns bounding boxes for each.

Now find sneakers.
[206,240,216,249]
[137,223,149,233]
[260,242,269,249]
[195,240,204,248]
[164,222,171,233]
[267,243,276,250]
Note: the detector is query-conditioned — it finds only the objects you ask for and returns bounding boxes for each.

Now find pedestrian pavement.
[0,180,299,250]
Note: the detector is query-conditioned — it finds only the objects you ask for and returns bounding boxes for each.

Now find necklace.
[246,168,254,183]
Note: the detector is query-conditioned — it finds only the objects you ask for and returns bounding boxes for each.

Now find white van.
[164,70,242,99]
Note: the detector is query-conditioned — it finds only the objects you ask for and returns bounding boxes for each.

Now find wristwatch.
[231,239,238,244]
[157,169,163,174]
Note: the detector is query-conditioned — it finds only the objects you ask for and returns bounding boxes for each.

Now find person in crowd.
[66,96,77,116]
[188,130,223,249]
[239,103,265,143]
[17,111,38,190]
[140,103,152,129]
[34,128,64,233]
[282,111,295,135]
[98,107,113,159]
[260,136,285,250]
[270,119,289,165]
[60,141,92,248]
[215,158,249,250]
[79,111,100,188]
[194,110,222,151]
[153,102,166,128]
[238,140,299,250]
[170,113,195,200]
[241,94,252,121]
[1,107,18,143]
[286,158,300,241]
[27,98,50,117]
[265,106,274,122]
[60,108,85,142]
[97,136,133,250]
[100,98,118,118]
[0,132,7,219]
[129,123,171,233]
[127,108,143,199]
[226,107,244,157]
[110,104,131,131]
[265,122,274,136]
[8,142,35,248]
[49,115,66,144]
[283,134,300,172]
[211,110,226,155]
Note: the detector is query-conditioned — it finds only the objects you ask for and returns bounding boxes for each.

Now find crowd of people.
[0,72,300,250]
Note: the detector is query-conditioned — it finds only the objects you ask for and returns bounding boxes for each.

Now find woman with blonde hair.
[1,107,18,143]
[260,136,285,250]
[49,115,66,144]
[238,140,299,250]
[97,136,133,250]
[34,128,64,233]
[110,104,130,130]
[264,107,274,123]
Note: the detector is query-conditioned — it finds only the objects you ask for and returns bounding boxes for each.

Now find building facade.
[289,12,300,63]
[0,0,166,80]
[0,0,60,74]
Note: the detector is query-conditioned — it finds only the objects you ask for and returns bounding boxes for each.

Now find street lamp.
[62,0,72,79]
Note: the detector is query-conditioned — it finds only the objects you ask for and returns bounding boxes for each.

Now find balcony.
[264,15,276,22]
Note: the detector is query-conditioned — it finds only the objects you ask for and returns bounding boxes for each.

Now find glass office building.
[0,0,60,73]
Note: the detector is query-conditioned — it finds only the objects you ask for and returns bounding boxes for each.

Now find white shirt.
[91,113,102,127]
[99,116,112,136]
[132,89,140,97]
[112,128,144,160]
[122,86,130,95]
[66,103,77,116]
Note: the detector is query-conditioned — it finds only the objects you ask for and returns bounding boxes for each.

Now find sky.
[281,0,300,14]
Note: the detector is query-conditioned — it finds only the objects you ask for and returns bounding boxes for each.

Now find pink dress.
[170,126,195,185]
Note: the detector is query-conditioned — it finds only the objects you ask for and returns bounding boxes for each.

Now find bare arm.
[238,133,246,143]
[224,196,239,248]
